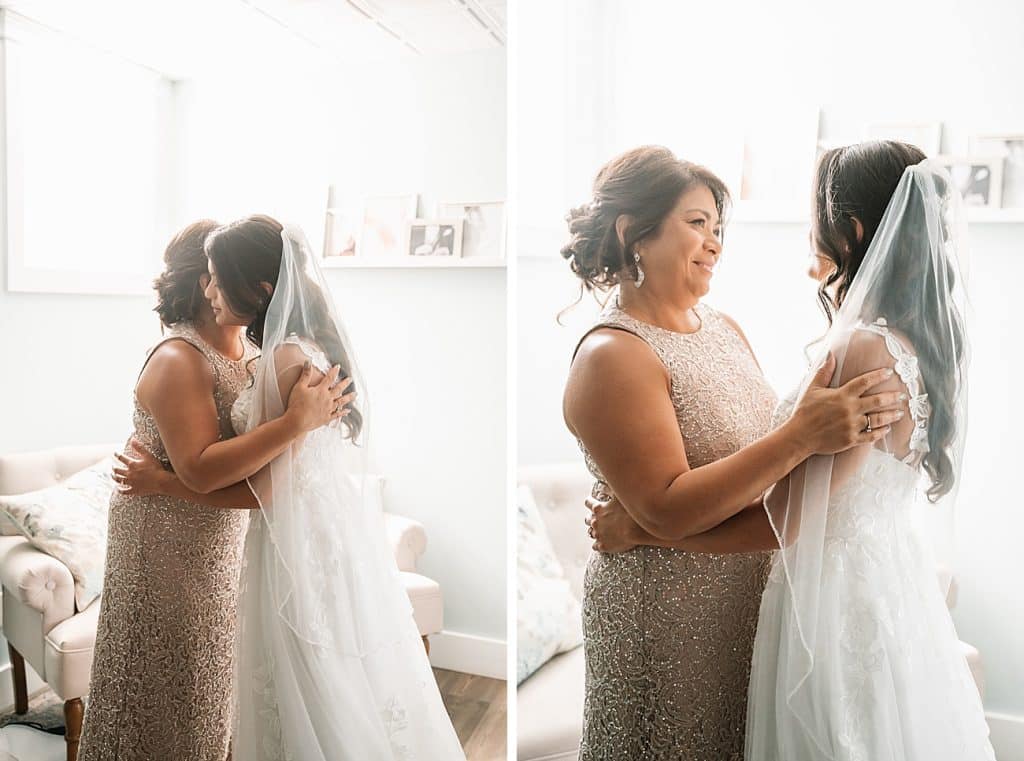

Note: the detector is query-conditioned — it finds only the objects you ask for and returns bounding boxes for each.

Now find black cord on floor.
[2,720,65,736]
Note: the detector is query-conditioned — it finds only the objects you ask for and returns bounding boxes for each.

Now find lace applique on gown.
[230,335,465,761]
[747,319,996,761]
[575,300,777,761]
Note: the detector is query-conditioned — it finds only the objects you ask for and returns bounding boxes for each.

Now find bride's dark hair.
[204,214,363,441]
[813,140,966,500]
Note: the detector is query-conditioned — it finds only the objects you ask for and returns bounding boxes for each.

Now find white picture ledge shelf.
[730,202,1024,225]
[321,257,506,269]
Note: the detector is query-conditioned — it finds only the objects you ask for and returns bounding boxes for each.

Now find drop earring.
[633,250,645,288]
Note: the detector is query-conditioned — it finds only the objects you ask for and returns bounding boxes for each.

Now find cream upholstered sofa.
[516,462,987,761]
[517,463,592,761]
[0,444,445,761]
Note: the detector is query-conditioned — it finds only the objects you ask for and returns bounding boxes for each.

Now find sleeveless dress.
[746,319,996,761]
[79,322,258,761]
[228,335,466,760]
[576,298,777,761]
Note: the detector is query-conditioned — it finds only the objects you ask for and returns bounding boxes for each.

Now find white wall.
[1,47,507,648]
[517,0,1024,723]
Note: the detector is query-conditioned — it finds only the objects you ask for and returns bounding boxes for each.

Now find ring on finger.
[864,413,873,433]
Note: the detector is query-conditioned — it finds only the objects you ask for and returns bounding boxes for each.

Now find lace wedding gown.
[746,319,996,761]
[229,335,465,761]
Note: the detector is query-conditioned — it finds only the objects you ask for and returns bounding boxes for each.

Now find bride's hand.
[284,362,356,432]
[585,494,643,553]
[113,439,172,497]
[789,353,906,455]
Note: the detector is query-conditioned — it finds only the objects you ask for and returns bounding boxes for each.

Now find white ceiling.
[0,0,506,79]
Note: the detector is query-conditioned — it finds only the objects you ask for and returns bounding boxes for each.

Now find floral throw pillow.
[517,483,583,684]
[0,457,114,610]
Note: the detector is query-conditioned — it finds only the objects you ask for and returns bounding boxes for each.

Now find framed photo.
[438,201,506,259]
[406,219,464,258]
[360,194,419,258]
[970,134,1024,207]
[935,156,1003,208]
[865,122,942,157]
[322,187,362,257]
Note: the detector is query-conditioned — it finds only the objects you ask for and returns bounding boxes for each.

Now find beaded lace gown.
[576,299,777,760]
[746,319,996,761]
[79,322,257,761]
[229,335,465,761]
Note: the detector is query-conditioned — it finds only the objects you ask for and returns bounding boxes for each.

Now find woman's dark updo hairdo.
[205,214,363,442]
[561,145,730,294]
[153,219,220,328]
[812,140,965,501]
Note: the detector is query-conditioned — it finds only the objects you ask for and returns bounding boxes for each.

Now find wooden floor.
[434,668,507,761]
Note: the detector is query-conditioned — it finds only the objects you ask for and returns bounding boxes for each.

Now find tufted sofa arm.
[0,539,76,633]
[382,513,427,572]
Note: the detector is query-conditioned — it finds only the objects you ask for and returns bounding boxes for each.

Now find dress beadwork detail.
[575,299,777,760]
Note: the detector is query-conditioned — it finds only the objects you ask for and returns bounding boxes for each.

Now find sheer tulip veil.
[745,160,995,761]
[230,224,465,760]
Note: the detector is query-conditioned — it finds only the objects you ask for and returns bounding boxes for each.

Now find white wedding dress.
[746,320,996,761]
[229,334,465,760]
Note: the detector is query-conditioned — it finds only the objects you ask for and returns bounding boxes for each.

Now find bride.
[588,143,996,760]
[122,215,465,760]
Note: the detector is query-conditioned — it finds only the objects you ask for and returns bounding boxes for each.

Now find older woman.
[561,146,904,760]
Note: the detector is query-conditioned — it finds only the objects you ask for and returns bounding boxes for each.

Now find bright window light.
[5,12,174,294]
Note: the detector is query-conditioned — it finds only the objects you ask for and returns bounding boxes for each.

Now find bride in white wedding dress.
[206,216,466,761]
[745,145,995,761]
[586,142,996,760]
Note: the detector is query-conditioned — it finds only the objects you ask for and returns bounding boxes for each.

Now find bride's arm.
[565,329,900,542]
[136,340,353,493]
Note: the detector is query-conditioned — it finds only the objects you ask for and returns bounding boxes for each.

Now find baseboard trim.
[427,630,506,680]
[987,712,1024,761]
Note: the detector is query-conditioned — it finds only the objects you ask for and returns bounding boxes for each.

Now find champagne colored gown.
[79,322,257,761]
[576,299,776,760]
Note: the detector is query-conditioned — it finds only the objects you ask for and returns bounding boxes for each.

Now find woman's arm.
[136,340,353,494]
[114,444,259,509]
[565,328,902,542]
[587,493,777,554]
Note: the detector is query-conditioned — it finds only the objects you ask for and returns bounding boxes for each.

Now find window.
[4,11,175,294]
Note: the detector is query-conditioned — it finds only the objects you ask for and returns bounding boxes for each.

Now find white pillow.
[0,457,114,610]
[517,483,583,683]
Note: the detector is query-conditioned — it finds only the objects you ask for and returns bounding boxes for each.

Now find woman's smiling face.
[635,184,723,300]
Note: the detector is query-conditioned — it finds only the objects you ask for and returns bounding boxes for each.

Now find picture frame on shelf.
[438,201,506,259]
[935,156,1003,208]
[360,194,419,258]
[970,134,1024,208]
[322,187,362,258]
[865,122,942,157]
[406,219,464,258]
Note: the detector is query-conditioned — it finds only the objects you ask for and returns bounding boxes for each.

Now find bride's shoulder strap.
[279,334,331,374]
[853,318,931,463]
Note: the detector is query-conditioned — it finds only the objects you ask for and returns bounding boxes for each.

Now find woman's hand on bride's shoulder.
[789,352,906,456]
[283,361,356,432]
[113,438,171,497]
[586,494,642,553]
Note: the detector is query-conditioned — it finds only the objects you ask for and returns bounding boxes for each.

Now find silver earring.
[633,250,645,288]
